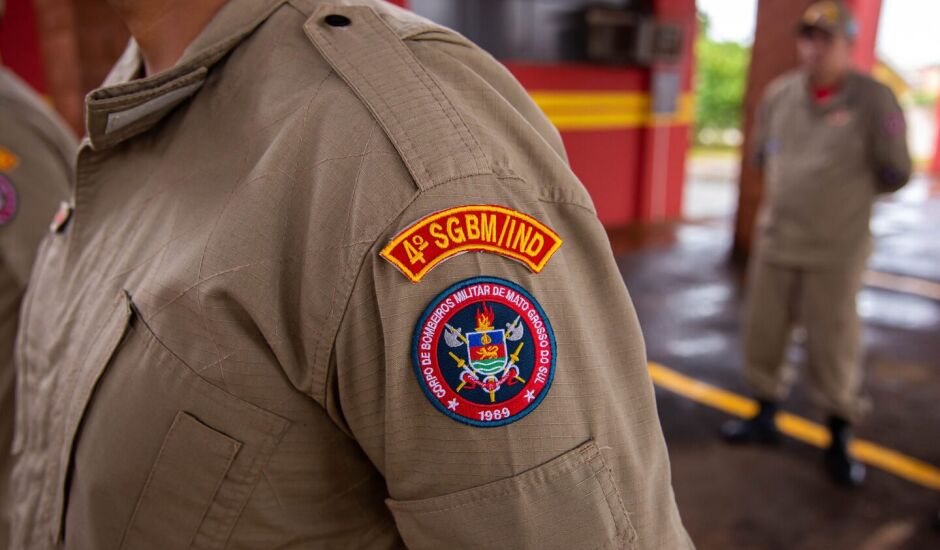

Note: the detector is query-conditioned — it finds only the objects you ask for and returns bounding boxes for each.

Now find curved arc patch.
[381,205,562,283]
[0,146,19,173]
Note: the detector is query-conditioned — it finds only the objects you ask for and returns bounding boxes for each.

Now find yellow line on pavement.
[864,270,940,301]
[648,362,940,491]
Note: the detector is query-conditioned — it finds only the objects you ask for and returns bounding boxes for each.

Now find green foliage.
[911,89,937,108]
[694,13,751,143]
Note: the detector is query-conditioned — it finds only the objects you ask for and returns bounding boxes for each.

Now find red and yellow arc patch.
[380,205,563,283]
[0,147,20,173]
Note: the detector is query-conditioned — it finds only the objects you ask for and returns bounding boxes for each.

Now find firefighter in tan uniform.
[722,1,911,487]
[8,0,692,548]
[0,1,75,541]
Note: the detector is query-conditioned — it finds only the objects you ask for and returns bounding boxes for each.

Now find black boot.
[721,399,781,445]
[823,415,866,487]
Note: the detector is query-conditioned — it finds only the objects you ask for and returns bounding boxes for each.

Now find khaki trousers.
[743,255,870,422]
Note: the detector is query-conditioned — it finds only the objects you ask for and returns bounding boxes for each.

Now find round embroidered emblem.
[0,175,18,226]
[412,276,556,427]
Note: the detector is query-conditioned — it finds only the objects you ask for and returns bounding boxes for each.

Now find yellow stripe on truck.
[528,91,694,131]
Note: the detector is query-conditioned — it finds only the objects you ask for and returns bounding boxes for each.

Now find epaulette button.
[324,14,351,27]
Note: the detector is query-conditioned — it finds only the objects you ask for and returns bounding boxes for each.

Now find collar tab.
[85,67,208,150]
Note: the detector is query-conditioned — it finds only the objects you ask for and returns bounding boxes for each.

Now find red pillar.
[637,0,696,223]
[845,0,883,72]
[0,0,46,92]
[930,99,940,176]
[733,0,805,260]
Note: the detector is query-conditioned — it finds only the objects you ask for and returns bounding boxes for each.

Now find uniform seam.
[131,303,289,429]
[421,40,572,169]
[294,0,438,40]
[420,172,596,215]
[118,413,182,548]
[416,171,500,193]
[311,122,379,400]
[389,23,491,176]
[404,29,475,45]
[391,450,584,514]
[183,430,239,550]
[588,446,637,546]
[402,31,492,176]
[220,425,292,547]
[364,12,471,176]
[87,68,207,109]
[536,196,596,215]
[312,6,492,188]
[131,307,292,545]
[284,0,308,19]
[313,22,434,187]
[317,187,421,404]
[50,293,134,539]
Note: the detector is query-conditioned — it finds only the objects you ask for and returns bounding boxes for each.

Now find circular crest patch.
[413,276,556,427]
[0,175,17,226]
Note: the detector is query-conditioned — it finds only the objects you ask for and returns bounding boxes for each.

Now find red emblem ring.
[412,276,556,427]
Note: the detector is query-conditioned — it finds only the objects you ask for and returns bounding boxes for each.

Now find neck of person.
[112,0,230,77]
[809,65,850,90]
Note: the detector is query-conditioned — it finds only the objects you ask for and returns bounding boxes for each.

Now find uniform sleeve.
[867,83,912,193]
[749,94,773,170]
[749,76,790,171]
[330,177,691,549]
[0,107,74,285]
[0,99,73,544]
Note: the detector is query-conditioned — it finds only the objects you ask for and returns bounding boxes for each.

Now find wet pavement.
[615,176,940,549]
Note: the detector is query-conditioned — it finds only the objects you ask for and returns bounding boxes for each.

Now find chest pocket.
[386,440,636,549]
[773,100,865,164]
[814,105,865,159]
[63,291,289,550]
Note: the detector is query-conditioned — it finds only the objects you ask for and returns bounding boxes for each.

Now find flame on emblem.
[475,303,495,332]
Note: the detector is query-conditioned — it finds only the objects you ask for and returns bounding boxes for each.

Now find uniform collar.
[85,0,289,150]
[799,69,861,113]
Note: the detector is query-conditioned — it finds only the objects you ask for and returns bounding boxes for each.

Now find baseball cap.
[797,1,859,40]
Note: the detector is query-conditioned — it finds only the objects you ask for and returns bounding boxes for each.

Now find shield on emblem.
[466,329,508,376]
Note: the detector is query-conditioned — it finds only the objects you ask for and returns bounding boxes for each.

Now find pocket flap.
[386,440,636,549]
[120,411,241,549]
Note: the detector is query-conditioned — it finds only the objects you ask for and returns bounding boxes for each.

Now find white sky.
[697,0,940,73]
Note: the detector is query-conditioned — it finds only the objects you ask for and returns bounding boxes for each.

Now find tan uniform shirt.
[10,1,691,548]
[752,69,912,266]
[0,67,74,545]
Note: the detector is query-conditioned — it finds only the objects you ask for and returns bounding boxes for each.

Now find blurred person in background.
[721,0,911,488]
[0,0,75,542]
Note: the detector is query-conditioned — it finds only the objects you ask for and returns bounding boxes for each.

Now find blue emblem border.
[411,276,557,428]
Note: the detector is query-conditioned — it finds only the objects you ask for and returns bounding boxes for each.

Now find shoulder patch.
[0,175,18,225]
[381,205,562,283]
[0,147,20,172]
[412,276,556,427]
